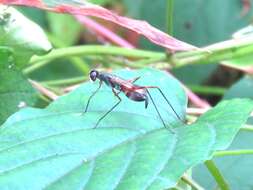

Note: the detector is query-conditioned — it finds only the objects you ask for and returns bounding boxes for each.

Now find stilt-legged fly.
[84,70,184,132]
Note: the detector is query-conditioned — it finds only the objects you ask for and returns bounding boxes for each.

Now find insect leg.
[83,80,102,113]
[128,76,141,83]
[145,86,184,123]
[146,89,175,133]
[94,89,122,128]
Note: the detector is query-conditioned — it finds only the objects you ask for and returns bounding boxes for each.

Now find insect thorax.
[98,73,121,90]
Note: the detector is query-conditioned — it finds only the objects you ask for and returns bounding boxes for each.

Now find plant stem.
[241,125,253,131]
[214,149,253,157]
[47,33,90,74]
[24,36,253,74]
[23,60,50,74]
[133,57,168,67]
[181,174,205,190]
[29,79,58,100]
[38,94,51,103]
[29,45,165,65]
[188,85,227,95]
[174,37,253,68]
[24,45,165,74]
[205,160,230,190]
[183,85,211,108]
[42,76,86,86]
[76,16,135,48]
[167,0,174,35]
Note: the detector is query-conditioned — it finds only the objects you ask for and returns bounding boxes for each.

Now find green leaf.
[193,130,253,190]
[18,7,47,28]
[222,54,253,70]
[0,62,38,125]
[0,46,13,63]
[194,81,253,190]
[47,13,82,46]
[0,6,52,67]
[0,69,252,190]
[223,76,253,100]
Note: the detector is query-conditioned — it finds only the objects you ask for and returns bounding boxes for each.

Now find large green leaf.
[0,69,252,189]
[193,130,253,190]
[0,5,52,67]
[0,61,38,125]
[193,75,253,190]
[0,35,38,125]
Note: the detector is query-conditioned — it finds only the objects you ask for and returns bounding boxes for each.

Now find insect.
[84,70,184,132]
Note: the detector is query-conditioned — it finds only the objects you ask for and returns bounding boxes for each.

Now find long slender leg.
[142,86,184,123]
[146,89,175,133]
[156,87,183,122]
[128,76,141,83]
[83,81,102,113]
[94,89,122,128]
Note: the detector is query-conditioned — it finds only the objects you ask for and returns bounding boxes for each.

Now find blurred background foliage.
[1,0,253,189]
[19,0,253,100]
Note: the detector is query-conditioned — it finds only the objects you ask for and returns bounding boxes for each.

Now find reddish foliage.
[241,0,251,16]
[0,0,198,51]
[0,0,45,7]
[76,16,135,48]
[125,30,140,47]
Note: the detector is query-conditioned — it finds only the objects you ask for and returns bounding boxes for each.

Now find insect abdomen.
[125,90,149,108]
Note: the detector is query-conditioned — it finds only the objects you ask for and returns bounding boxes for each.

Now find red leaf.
[0,0,198,51]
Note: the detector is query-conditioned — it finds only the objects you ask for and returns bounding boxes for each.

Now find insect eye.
[90,71,97,81]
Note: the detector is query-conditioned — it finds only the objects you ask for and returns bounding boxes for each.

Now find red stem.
[183,86,211,108]
[75,15,135,49]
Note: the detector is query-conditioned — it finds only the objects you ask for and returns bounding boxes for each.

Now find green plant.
[1,1,253,190]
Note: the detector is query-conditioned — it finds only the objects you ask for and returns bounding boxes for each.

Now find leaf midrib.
[2,107,179,132]
[0,127,175,177]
